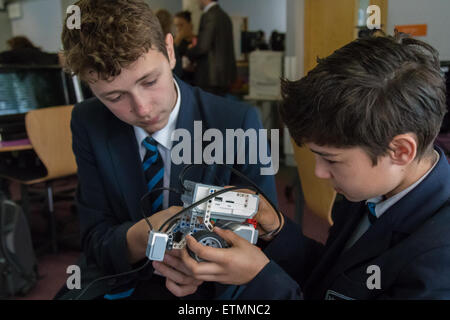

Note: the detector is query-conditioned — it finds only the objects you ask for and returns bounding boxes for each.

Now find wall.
[146,0,182,14]
[387,0,450,61]
[0,11,12,51]
[10,0,63,52]
[220,0,287,41]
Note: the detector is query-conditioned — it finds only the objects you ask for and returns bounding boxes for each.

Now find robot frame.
[146,180,260,262]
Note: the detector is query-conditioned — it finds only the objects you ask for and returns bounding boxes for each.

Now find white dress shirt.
[133,79,181,210]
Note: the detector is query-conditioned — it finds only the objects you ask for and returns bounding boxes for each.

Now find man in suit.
[180,34,450,299]
[56,0,277,300]
[187,0,237,96]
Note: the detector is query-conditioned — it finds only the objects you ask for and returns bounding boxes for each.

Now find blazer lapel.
[304,202,364,296]
[107,114,147,221]
[169,79,207,206]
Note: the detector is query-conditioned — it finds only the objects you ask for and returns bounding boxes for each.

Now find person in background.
[156,9,182,78]
[0,36,58,65]
[186,0,236,96]
[173,10,196,84]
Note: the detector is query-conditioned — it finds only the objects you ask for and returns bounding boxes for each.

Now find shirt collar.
[203,1,218,13]
[133,78,181,150]
[366,150,440,218]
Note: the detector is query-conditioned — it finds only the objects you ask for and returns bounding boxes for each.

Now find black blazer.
[56,78,278,299]
[239,147,450,300]
[187,5,237,90]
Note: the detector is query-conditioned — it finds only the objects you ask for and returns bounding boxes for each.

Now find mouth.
[140,116,160,126]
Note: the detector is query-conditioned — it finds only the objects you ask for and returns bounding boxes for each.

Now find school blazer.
[239,147,450,300]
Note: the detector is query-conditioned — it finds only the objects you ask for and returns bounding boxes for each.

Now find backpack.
[0,193,38,298]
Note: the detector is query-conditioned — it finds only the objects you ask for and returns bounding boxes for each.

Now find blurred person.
[173,10,196,84]
[155,9,183,78]
[186,0,236,96]
[156,9,182,77]
[0,36,58,65]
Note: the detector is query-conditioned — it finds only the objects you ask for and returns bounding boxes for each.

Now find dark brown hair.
[7,36,38,50]
[175,10,192,23]
[280,34,447,164]
[156,9,173,35]
[61,0,168,82]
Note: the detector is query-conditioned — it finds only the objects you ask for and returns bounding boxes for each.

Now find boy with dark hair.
[180,34,450,299]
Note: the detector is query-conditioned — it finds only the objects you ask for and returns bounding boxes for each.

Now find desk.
[0,138,32,152]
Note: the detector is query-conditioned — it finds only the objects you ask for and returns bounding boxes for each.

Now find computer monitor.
[0,65,83,141]
[0,65,79,117]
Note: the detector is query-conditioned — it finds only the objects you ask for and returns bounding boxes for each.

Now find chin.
[341,193,365,203]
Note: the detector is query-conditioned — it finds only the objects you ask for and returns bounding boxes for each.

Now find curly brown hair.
[61,0,168,82]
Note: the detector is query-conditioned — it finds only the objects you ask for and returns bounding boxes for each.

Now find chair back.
[25,105,77,180]
[293,142,336,226]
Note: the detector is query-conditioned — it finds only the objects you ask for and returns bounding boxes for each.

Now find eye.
[143,79,157,87]
[108,95,122,103]
[324,158,337,164]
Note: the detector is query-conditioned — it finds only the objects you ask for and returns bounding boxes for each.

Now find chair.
[0,105,77,253]
[292,142,336,227]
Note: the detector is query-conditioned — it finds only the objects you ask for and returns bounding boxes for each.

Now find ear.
[387,134,418,166]
[165,33,176,71]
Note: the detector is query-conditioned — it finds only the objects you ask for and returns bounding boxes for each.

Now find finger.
[165,248,182,258]
[165,278,199,298]
[152,260,196,286]
[181,237,226,275]
[163,251,195,276]
[213,227,243,247]
[185,234,229,264]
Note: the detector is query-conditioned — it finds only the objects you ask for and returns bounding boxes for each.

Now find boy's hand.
[126,206,182,264]
[152,249,204,297]
[224,187,284,240]
[180,227,270,285]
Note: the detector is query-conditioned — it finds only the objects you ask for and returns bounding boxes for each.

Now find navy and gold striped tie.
[142,137,164,214]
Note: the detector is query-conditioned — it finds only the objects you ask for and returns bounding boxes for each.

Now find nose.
[314,157,332,180]
[131,94,151,118]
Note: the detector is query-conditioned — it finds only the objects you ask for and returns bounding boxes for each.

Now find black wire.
[159,185,261,232]
[76,187,182,300]
[176,164,283,236]
[76,166,281,300]
[74,260,151,300]
[140,187,182,230]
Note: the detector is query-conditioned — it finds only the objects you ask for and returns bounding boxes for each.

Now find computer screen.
[0,65,78,116]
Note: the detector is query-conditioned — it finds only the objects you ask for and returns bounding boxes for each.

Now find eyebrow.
[100,71,159,98]
[310,148,339,157]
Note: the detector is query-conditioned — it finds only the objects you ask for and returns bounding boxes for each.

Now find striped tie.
[366,202,378,224]
[142,137,164,214]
